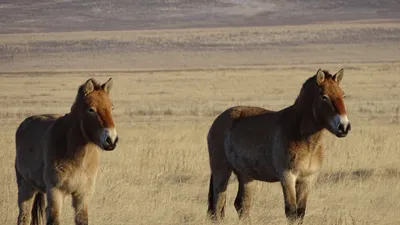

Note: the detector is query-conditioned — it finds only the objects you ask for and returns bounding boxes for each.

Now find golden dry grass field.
[1,1,400,225]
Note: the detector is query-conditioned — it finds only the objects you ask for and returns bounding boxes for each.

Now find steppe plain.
[1,1,400,224]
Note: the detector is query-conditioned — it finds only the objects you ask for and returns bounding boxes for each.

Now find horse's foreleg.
[46,187,65,225]
[281,172,298,223]
[234,173,253,221]
[72,192,89,225]
[295,174,317,224]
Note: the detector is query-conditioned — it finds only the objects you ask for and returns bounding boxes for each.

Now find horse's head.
[312,69,351,138]
[72,78,118,151]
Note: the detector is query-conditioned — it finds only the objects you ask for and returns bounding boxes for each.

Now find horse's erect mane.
[71,78,102,112]
[302,70,334,88]
[77,78,102,96]
[294,70,334,106]
[321,70,333,77]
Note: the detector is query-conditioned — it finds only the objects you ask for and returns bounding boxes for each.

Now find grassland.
[1,1,400,224]
[1,62,400,224]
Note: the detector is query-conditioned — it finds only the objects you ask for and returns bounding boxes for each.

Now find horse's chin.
[326,127,348,138]
[330,129,348,138]
[335,132,348,138]
[101,143,117,151]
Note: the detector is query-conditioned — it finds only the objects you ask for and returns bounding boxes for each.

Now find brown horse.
[15,78,118,225]
[207,69,351,224]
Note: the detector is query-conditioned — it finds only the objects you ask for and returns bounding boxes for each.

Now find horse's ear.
[101,78,113,94]
[316,69,325,85]
[333,69,344,83]
[83,79,94,96]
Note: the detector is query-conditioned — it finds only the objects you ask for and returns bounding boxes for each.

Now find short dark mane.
[77,78,102,96]
[303,70,334,87]
[71,78,102,112]
[295,70,333,106]
[321,70,334,78]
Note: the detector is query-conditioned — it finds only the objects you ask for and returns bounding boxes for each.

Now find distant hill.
[1,0,399,33]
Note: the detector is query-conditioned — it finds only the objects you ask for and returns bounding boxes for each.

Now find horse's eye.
[321,95,329,101]
[88,107,96,113]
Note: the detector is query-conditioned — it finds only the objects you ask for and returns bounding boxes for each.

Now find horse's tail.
[207,174,214,217]
[31,192,45,225]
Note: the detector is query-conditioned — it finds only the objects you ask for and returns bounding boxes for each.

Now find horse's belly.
[225,146,279,182]
[247,168,280,182]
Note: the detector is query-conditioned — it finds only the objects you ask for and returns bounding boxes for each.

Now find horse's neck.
[279,106,324,155]
[286,104,324,142]
[64,115,99,163]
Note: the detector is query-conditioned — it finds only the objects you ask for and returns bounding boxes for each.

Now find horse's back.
[15,114,61,180]
[17,113,59,131]
[207,106,271,160]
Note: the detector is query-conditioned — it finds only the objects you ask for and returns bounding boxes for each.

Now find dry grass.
[1,63,400,225]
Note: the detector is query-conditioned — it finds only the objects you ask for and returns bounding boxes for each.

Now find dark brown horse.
[15,78,118,225]
[207,69,351,224]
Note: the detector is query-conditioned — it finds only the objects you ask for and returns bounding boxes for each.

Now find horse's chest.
[65,167,98,191]
[55,162,98,193]
[292,150,323,177]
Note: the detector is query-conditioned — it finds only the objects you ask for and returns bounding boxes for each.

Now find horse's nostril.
[105,136,112,145]
[347,123,352,132]
[115,136,119,144]
[337,124,344,132]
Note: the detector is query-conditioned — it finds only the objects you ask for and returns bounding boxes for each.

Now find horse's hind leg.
[234,172,253,221]
[207,163,232,221]
[16,174,37,225]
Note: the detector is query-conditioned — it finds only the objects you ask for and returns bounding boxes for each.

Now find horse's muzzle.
[102,136,119,151]
[336,122,351,138]
[100,127,118,151]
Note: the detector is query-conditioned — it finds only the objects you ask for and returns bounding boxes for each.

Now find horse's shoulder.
[42,115,72,154]
[47,114,72,135]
